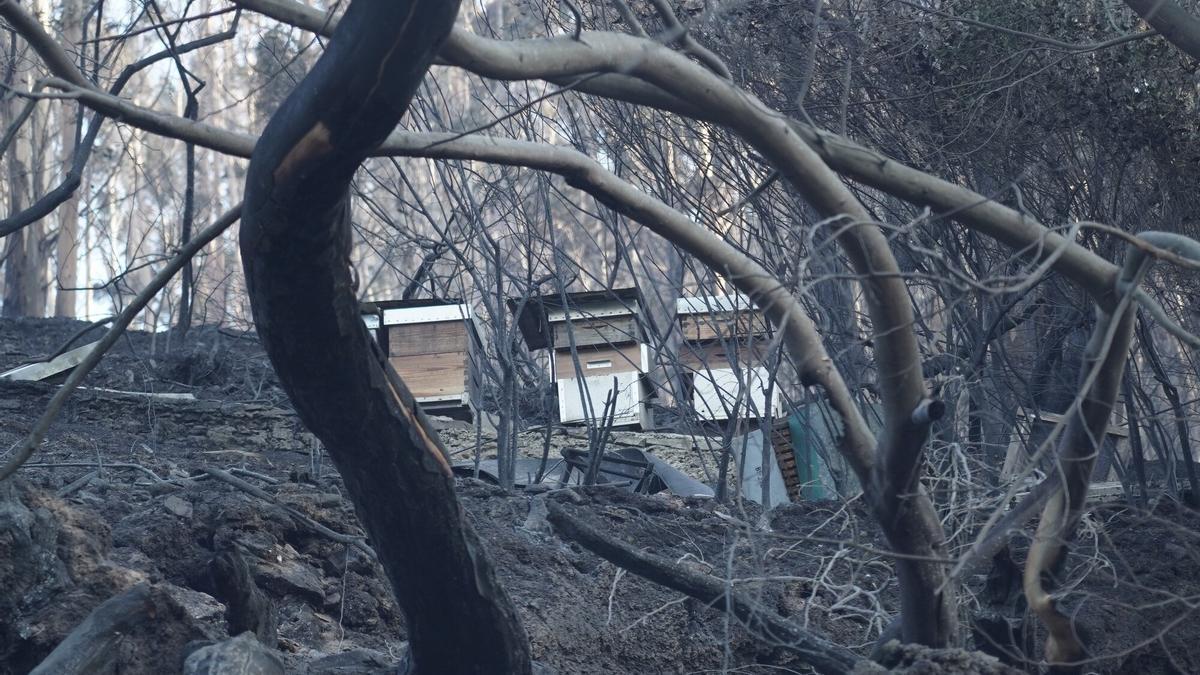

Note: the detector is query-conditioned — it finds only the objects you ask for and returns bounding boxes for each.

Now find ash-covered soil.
[0,317,284,403]
[1,318,1198,673]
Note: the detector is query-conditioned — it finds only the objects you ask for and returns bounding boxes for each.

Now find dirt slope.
[1,318,1198,673]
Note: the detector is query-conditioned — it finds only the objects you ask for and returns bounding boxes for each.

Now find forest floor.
[1,317,1198,674]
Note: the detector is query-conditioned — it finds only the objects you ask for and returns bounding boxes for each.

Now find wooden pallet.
[769,418,803,501]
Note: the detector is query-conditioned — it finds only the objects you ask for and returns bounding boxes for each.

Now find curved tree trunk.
[238,1,531,672]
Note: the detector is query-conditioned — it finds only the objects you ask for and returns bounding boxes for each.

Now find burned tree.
[237,0,530,672]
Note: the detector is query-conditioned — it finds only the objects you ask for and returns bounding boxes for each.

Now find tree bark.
[2,71,42,318]
[1122,365,1149,505]
[1023,300,1135,665]
[3,164,43,317]
[238,1,531,672]
[53,0,83,318]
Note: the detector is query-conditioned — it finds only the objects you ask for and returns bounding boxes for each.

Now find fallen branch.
[23,461,169,483]
[545,500,861,675]
[225,467,281,485]
[201,467,376,562]
[189,466,282,485]
[55,470,98,498]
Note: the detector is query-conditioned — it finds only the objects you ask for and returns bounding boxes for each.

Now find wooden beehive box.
[675,295,782,422]
[510,288,652,428]
[362,299,477,419]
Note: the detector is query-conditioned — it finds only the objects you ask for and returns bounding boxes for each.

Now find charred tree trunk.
[175,95,199,339]
[238,1,531,672]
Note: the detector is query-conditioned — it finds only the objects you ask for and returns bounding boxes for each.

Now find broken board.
[0,341,101,382]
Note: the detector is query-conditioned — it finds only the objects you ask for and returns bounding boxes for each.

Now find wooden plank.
[546,299,637,323]
[554,343,643,378]
[389,351,468,398]
[677,295,755,315]
[1002,410,1130,480]
[677,339,768,370]
[1019,409,1129,438]
[1006,480,1128,511]
[0,341,100,382]
[771,419,802,501]
[1088,481,1125,502]
[551,316,640,348]
[678,311,768,342]
[79,387,195,401]
[387,321,468,357]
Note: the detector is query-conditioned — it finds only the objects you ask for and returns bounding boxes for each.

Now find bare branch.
[546,499,861,675]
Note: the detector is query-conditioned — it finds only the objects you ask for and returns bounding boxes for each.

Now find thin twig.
[23,461,169,483]
[894,0,1157,51]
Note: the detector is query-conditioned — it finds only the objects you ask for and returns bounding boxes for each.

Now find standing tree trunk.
[53,0,83,318]
[2,48,41,318]
[238,1,531,672]
[1121,367,1149,505]
[3,125,42,318]
[175,95,199,338]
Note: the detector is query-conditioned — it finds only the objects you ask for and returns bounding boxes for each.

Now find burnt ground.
[0,317,1198,673]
